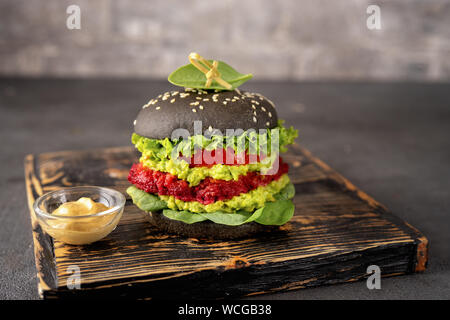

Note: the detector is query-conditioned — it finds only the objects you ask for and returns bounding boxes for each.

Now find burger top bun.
[134,88,278,139]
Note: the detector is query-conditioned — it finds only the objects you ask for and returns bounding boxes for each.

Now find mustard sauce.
[44,197,121,245]
[53,197,110,217]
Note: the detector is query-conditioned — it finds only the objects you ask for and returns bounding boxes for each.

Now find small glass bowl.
[33,186,126,245]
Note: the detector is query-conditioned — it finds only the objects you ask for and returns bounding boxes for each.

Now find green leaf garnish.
[168,60,252,91]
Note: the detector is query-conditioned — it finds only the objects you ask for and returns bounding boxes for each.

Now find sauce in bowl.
[34,187,125,245]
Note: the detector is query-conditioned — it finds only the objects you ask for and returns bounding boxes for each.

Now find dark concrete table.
[1,78,449,300]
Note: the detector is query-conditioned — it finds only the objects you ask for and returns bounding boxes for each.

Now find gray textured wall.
[0,0,449,81]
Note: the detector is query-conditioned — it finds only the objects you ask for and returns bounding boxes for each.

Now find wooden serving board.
[24,144,428,299]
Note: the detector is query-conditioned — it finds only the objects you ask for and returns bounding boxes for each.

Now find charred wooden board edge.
[24,154,58,296]
[24,144,429,299]
[40,241,416,299]
[291,144,429,273]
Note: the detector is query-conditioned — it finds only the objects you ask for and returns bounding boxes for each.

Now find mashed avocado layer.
[159,174,290,213]
[139,155,274,186]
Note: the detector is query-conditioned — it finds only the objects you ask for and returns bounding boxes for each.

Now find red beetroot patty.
[128,159,289,205]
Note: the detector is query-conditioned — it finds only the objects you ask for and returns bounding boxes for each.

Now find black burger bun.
[148,211,281,240]
[134,89,278,139]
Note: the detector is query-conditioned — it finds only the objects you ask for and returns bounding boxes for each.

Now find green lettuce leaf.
[278,120,298,153]
[132,120,298,163]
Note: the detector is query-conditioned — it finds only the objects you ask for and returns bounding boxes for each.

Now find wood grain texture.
[24,144,428,299]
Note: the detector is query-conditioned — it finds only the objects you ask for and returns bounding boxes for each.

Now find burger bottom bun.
[148,211,281,240]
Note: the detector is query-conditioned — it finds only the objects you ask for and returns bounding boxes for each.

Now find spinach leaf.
[274,182,296,200]
[199,209,262,226]
[127,186,168,212]
[254,200,294,226]
[168,60,253,90]
[127,186,295,226]
[163,209,208,224]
